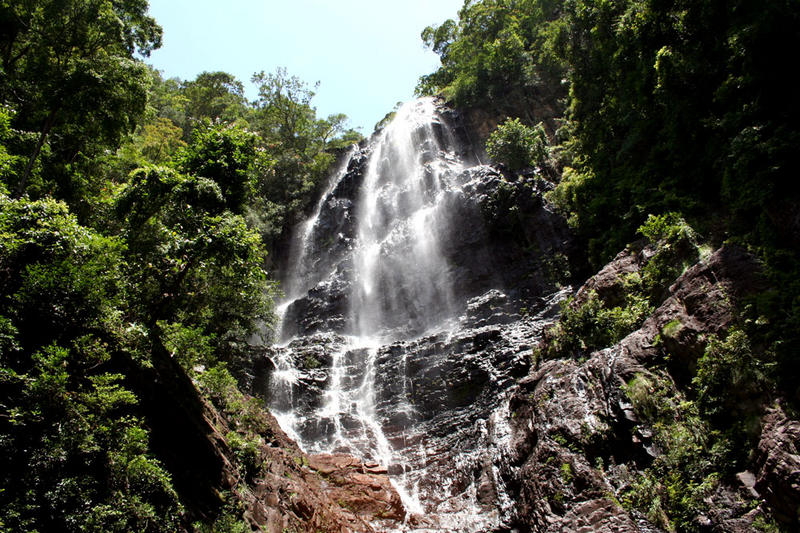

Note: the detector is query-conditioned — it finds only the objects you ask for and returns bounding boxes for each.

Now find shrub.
[486,118,548,172]
[637,213,700,300]
[160,321,216,373]
[622,373,720,532]
[693,328,772,419]
[540,290,653,360]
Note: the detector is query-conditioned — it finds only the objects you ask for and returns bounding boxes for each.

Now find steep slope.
[258,97,579,530]
[503,243,796,531]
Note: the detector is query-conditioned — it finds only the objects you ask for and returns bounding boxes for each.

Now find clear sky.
[145,0,463,133]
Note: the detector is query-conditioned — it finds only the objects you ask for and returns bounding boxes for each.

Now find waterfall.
[277,145,357,323]
[265,97,570,530]
[351,98,461,340]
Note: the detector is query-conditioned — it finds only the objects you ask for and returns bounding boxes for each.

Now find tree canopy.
[0,2,362,529]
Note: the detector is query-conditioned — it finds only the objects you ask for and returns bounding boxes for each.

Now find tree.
[0,193,181,531]
[417,0,566,124]
[251,67,318,152]
[0,106,21,191]
[486,117,548,172]
[176,122,258,213]
[0,0,162,198]
[247,67,362,246]
[115,166,274,361]
[180,71,249,138]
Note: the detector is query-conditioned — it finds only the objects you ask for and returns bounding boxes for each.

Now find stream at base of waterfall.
[261,98,571,531]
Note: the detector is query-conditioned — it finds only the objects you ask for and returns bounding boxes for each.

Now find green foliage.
[559,462,574,485]
[0,197,181,531]
[418,0,567,119]
[0,4,362,531]
[0,136,275,529]
[661,319,682,339]
[181,71,249,136]
[177,122,258,213]
[197,363,241,410]
[106,66,361,247]
[623,373,722,532]
[637,213,695,246]
[486,118,548,172]
[546,165,592,220]
[193,493,251,533]
[539,290,653,360]
[693,328,772,419]
[115,165,275,360]
[745,247,800,410]
[0,195,125,355]
[637,213,700,300]
[0,107,21,189]
[0,0,162,203]
[246,67,362,246]
[109,117,188,181]
[427,0,799,268]
[160,321,216,373]
[197,364,271,483]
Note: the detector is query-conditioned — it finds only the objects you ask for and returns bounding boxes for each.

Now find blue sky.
[145,0,463,133]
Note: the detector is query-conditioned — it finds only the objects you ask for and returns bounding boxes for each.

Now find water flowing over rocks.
[239,94,800,533]
[232,408,408,532]
[247,96,797,531]
[257,97,576,530]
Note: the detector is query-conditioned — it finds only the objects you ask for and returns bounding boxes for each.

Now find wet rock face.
[269,294,582,532]
[240,411,408,533]
[281,274,352,339]
[276,100,574,342]
[265,288,571,519]
[264,98,580,529]
[280,164,572,340]
[502,246,772,532]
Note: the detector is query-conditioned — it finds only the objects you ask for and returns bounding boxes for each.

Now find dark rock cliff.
[248,98,799,532]
[501,245,798,531]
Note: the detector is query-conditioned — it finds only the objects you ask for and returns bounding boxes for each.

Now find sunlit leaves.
[486,118,549,171]
[0,194,181,531]
[418,0,566,113]
[0,0,163,200]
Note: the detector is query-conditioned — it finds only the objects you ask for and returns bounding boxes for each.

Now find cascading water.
[264,97,572,531]
[350,98,460,339]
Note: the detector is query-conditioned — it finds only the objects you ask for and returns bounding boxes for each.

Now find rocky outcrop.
[753,407,800,525]
[503,245,778,531]
[124,337,407,532]
[261,97,791,532]
[205,388,407,533]
[571,241,655,309]
[279,164,574,342]
[277,97,575,342]
[243,439,406,532]
[264,285,572,530]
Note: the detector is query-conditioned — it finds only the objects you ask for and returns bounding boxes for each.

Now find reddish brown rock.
[178,391,407,532]
[307,453,405,522]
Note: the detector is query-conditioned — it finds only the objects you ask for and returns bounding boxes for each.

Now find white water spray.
[268,97,527,530]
